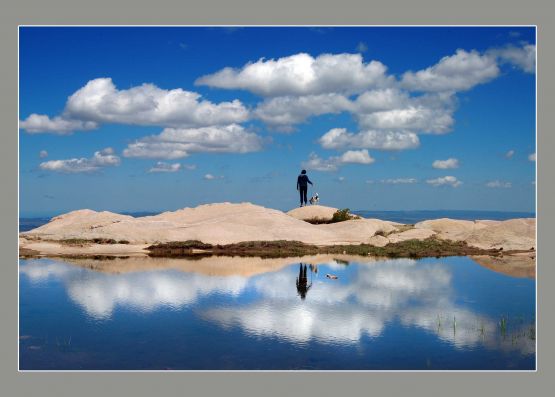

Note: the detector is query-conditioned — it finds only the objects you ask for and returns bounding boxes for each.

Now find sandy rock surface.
[21,202,394,247]
[414,218,489,241]
[415,218,535,251]
[465,218,536,251]
[386,228,437,244]
[367,235,390,247]
[286,205,360,222]
[20,202,536,255]
[313,218,397,244]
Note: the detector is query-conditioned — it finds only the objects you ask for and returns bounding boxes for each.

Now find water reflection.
[19,255,535,357]
[204,258,534,353]
[296,263,312,300]
[20,258,249,319]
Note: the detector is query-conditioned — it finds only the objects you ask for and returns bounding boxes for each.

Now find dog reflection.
[296,263,312,300]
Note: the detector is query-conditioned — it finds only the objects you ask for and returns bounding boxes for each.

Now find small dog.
[309,193,319,205]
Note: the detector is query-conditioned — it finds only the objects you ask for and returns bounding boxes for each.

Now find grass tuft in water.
[500,316,508,337]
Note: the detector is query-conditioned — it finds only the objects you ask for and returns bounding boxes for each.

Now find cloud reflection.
[20,259,248,319]
[204,259,534,353]
[20,257,534,354]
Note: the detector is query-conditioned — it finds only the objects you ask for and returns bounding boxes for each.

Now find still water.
[19,255,535,370]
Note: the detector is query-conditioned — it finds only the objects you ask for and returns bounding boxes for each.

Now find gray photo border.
[2,0,554,395]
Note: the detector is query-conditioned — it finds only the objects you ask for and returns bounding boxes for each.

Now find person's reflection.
[296,263,312,300]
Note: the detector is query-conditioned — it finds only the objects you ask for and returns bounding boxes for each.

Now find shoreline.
[18,241,536,280]
[19,237,534,260]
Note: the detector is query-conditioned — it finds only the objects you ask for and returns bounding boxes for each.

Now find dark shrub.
[331,208,354,223]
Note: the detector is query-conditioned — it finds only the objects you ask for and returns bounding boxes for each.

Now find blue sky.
[19,27,536,217]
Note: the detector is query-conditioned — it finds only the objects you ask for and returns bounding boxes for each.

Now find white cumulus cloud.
[319,128,420,151]
[485,180,512,188]
[301,153,340,172]
[253,93,352,128]
[19,114,98,135]
[65,78,249,127]
[20,78,249,134]
[21,43,535,161]
[382,178,418,184]
[339,149,375,164]
[354,91,456,135]
[148,162,181,173]
[505,149,515,159]
[203,173,224,180]
[357,105,454,134]
[301,149,375,172]
[354,88,409,112]
[39,150,48,158]
[432,158,459,169]
[39,147,120,173]
[528,152,536,162]
[123,124,264,159]
[426,176,462,187]
[401,49,499,92]
[489,43,536,73]
[196,52,391,96]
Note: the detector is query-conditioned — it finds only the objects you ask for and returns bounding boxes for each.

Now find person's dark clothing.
[299,186,308,205]
[296,263,311,300]
[297,174,313,189]
[297,174,313,205]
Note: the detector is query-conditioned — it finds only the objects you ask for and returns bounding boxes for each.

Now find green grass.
[500,316,508,336]
[92,238,118,244]
[147,240,215,257]
[56,238,129,246]
[149,240,213,250]
[303,217,334,225]
[528,324,536,340]
[147,237,500,259]
[303,209,359,225]
[24,235,522,261]
[331,208,355,223]
[58,238,93,246]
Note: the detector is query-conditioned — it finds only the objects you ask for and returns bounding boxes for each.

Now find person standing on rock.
[297,169,313,207]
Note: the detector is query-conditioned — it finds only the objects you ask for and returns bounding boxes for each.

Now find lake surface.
[19,255,535,370]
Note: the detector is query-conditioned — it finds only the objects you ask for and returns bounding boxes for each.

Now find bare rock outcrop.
[20,203,536,255]
[286,205,340,222]
[21,202,394,246]
[415,218,535,251]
